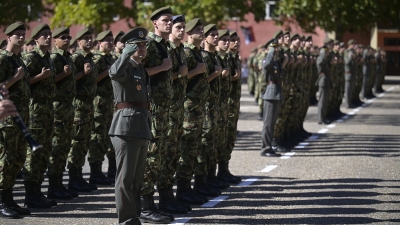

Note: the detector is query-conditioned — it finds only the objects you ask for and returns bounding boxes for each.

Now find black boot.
[89,162,113,185]
[107,156,116,180]
[78,168,97,190]
[158,186,188,214]
[68,169,92,192]
[0,189,22,218]
[139,195,174,224]
[2,187,31,216]
[24,181,54,208]
[47,175,73,200]
[217,161,241,184]
[193,175,220,198]
[168,184,191,212]
[206,166,229,190]
[175,179,205,205]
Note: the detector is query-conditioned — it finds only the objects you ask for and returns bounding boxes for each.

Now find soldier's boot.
[158,186,188,214]
[107,156,116,180]
[193,175,220,198]
[175,179,205,205]
[206,165,230,190]
[217,161,241,184]
[139,195,174,224]
[89,162,113,185]
[47,175,73,200]
[2,187,31,216]
[0,190,19,219]
[23,181,55,208]
[258,108,263,121]
[68,169,92,192]
[78,168,97,190]
[168,184,192,212]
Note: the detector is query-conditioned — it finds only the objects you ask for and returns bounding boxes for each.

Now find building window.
[384,38,400,46]
[265,1,277,20]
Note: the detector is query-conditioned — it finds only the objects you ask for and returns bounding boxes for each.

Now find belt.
[117,102,150,110]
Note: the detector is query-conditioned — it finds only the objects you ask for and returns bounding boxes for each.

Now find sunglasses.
[58,35,72,40]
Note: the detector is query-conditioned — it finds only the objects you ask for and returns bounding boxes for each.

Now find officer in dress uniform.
[108,27,153,225]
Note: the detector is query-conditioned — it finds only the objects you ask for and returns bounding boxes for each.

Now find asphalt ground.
[3,76,400,225]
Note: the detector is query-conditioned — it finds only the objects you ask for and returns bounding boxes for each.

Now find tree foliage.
[275,0,400,39]
[0,1,46,29]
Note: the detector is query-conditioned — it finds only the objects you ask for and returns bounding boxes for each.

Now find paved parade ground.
[5,76,400,224]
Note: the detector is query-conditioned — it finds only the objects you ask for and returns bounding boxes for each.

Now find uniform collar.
[53,48,70,57]
[76,48,92,57]
[148,32,164,43]
[34,46,49,57]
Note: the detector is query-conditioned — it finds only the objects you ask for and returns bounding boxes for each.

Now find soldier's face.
[171,22,186,40]
[305,40,312,48]
[333,44,339,51]
[78,34,93,50]
[189,25,204,41]
[100,36,114,52]
[133,41,147,59]
[218,36,230,51]
[35,29,52,47]
[116,41,125,50]
[8,30,26,47]
[54,33,71,50]
[283,34,290,45]
[291,38,300,47]
[277,35,283,45]
[300,39,305,47]
[154,14,173,34]
[229,36,240,50]
[205,30,218,46]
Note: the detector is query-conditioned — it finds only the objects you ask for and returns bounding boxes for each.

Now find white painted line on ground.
[342,115,350,119]
[240,97,257,102]
[281,152,296,159]
[298,142,310,146]
[336,119,344,123]
[367,99,375,103]
[377,93,385,98]
[238,178,258,187]
[327,124,336,128]
[348,111,355,115]
[387,86,395,92]
[259,165,278,172]
[318,128,328,133]
[201,196,229,208]
[308,135,320,140]
[353,108,361,112]
[171,218,191,225]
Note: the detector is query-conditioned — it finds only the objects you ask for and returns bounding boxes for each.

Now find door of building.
[386,51,400,75]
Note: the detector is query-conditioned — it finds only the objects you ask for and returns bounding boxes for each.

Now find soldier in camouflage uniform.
[69,38,77,54]
[88,30,115,186]
[47,27,78,200]
[197,24,226,196]
[374,48,383,93]
[366,48,377,98]
[157,14,190,214]
[360,46,371,100]
[0,22,32,217]
[220,31,242,183]
[112,31,125,61]
[376,50,387,93]
[252,45,264,109]
[67,28,98,193]
[22,38,35,58]
[256,45,267,120]
[352,44,364,105]
[0,40,6,50]
[22,23,57,208]
[344,39,357,108]
[247,48,257,96]
[139,7,175,223]
[175,18,210,206]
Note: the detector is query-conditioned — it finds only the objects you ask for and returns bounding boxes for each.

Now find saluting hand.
[122,43,138,56]
[84,63,92,75]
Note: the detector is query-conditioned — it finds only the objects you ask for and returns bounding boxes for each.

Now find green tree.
[275,0,400,40]
[0,1,46,29]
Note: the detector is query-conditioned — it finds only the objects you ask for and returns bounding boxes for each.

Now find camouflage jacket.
[142,32,172,100]
[168,41,187,102]
[201,49,221,104]
[50,48,76,98]
[72,48,98,98]
[112,51,122,61]
[92,50,115,97]
[215,51,231,102]
[23,46,56,99]
[184,43,210,100]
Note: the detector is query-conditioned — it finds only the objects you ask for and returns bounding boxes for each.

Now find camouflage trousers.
[253,73,260,103]
[247,70,255,95]
[23,99,54,184]
[366,69,376,96]
[176,97,206,182]
[48,98,74,177]
[196,100,219,176]
[67,97,94,170]
[216,101,229,162]
[88,95,114,164]
[0,98,29,189]
[352,71,363,101]
[257,76,267,113]
[157,98,185,189]
[141,98,170,195]
[226,80,241,160]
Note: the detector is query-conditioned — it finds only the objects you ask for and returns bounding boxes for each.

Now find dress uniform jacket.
[316,48,331,88]
[261,49,282,101]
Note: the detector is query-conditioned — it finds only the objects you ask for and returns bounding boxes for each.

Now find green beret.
[5,22,26,35]
[75,28,92,40]
[96,30,113,41]
[273,30,283,39]
[323,37,333,45]
[290,33,300,41]
[150,6,173,20]
[31,23,50,39]
[120,27,148,44]
[306,35,312,41]
[52,27,70,38]
[25,37,34,45]
[218,29,229,38]
[265,38,278,48]
[204,24,218,36]
[0,40,6,46]
[185,18,203,33]
[348,39,356,45]
[282,31,290,36]
[113,31,125,44]
[229,31,238,37]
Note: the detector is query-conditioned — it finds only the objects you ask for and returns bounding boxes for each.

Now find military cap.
[290,33,300,41]
[172,15,185,24]
[185,18,203,32]
[0,40,6,46]
[323,37,333,45]
[348,39,356,45]
[52,27,70,38]
[150,6,173,20]
[305,35,312,41]
[204,24,218,36]
[282,31,290,36]
[113,31,125,44]
[333,40,340,45]
[339,42,345,47]
[265,38,278,48]
[5,22,26,35]
[218,29,229,38]
[273,30,283,39]
[30,23,51,39]
[229,31,238,37]
[25,37,34,45]
[120,27,148,44]
[301,35,306,40]
[96,30,113,41]
[75,28,92,40]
